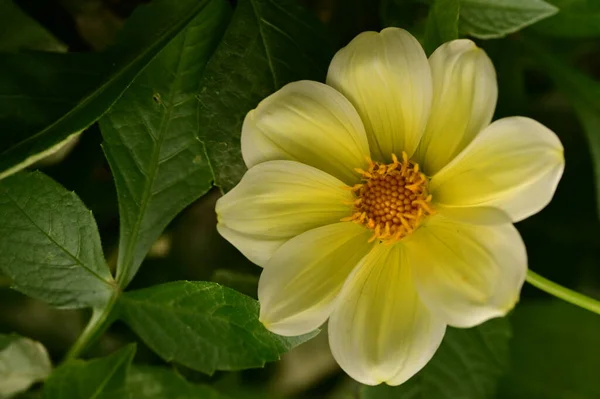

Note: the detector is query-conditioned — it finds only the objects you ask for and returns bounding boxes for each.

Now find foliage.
[1,0,599,397]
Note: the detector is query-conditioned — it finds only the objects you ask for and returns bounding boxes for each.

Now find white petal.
[430,117,565,222]
[328,244,446,386]
[216,161,355,266]
[241,80,369,184]
[416,40,497,174]
[326,28,432,161]
[259,223,373,336]
[405,213,527,328]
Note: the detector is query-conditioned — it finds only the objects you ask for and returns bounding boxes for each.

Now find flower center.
[342,152,435,243]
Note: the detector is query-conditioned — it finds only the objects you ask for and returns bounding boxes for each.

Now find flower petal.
[405,213,527,328]
[430,117,565,222]
[216,160,355,266]
[415,40,497,175]
[259,222,373,336]
[328,243,446,386]
[241,80,369,184]
[326,28,432,161]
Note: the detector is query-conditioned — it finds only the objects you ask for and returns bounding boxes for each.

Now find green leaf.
[0,334,52,398]
[424,0,460,55]
[0,0,217,181]
[361,318,510,399]
[99,0,230,288]
[196,0,334,190]
[459,0,558,39]
[533,0,600,37]
[119,281,319,374]
[530,41,600,217]
[43,344,135,399]
[0,0,65,52]
[498,301,600,399]
[108,365,232,399]
[0,171,115,308]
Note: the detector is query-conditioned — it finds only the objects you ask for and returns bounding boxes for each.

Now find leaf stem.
[526,270,600,316]
[63,290,120,362]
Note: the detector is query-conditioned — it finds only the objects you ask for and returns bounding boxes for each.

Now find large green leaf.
[0,0,65,52]
[196,0,334,190]
[459,0,558,39]
[534,0,600,37]
[109,366,232,399]
[0,172,115,308]
[43,345,135,399]
[498,301,600,399]
[0,0,215,181]
[531,41,600,216]
[119,281,319,374]
[99,0,230,288]
[361,318,511,399]
[424,0,460,55]
[0,334,52,398]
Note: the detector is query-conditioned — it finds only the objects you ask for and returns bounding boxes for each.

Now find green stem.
[63,291,119,362]
[526,270,600,316]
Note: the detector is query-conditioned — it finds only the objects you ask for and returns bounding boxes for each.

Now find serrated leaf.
[0,0,65,52]
[108,366,232,399]
[0,0,216,181]
[0,334,52,399]
[43,345,135,399]
[530,41,600,217]
[99,0,230,288]
[424,0,460,55]
[459,0,558,39]
[361,318,510,399]
[533,0,600,38]
[119,281,319,374]
[498,301,600,399]
[0,171,115,308]
[196,0,334,190]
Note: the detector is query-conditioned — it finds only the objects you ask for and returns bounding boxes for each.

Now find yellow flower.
[215,28,564,385]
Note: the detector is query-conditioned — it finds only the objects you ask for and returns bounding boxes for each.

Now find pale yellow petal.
[216,160,355,266]
[326,28,432,161]
[405,213,527,328]
[430,117,565,222]
[328,244,446,386]
[258,223,373,336]
[416,40,497,174]
[241,80,369,184]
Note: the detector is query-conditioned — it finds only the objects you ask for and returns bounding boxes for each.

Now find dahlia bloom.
[216,28,564,385]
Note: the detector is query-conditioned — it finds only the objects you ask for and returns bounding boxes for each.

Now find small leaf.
[0,171,115,308]
[108,365,232,399]
[361,318,511,399]
[459,0,558,39]
[196,0,334,190]
[533,0,600,38]
[99,0,230,288]
[498,301,600,399]
[424,0,460,55]
[0,0,65,52]
[43,345,135,399]
[0,334,52,398]
[0,0,216,180]
[119,281,319,374]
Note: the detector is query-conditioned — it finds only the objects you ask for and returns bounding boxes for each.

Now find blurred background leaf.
[497,301,600,399]
[0,334,52,398]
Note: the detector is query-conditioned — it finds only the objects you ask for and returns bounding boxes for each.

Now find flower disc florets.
[343,152,434,243]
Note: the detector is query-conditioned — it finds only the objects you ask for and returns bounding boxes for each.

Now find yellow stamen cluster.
[342,152,434,244]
